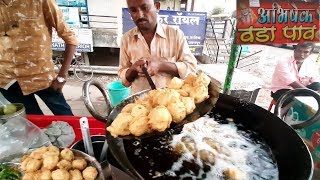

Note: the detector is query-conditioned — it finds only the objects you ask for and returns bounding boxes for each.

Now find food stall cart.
[284,96,320,175]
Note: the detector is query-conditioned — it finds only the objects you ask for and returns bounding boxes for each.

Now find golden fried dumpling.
[135,99,153,110]
[106,113,133,137]
[72,158,87,171]
[121,103,137,113]
[181,97,196,115]
[149,89,165,107]
[52,169,70,180]
[199,149,215,165]
[34,170,43,180]
[167,77,184,89]
[189,85,209,103]
[176,89,189,97]
[131,104,149,118]
[167,101,186,123]
[40,170,52,180]
[29,146,48,160]
[43,151,59,158]
[129,116,150,136]
[21,157,32,171]
[60,148,74,161]
[194,72,211,87]
[82,166,98,180]
[69,169,83,180]
[42,155,59,170]
[57,159,72,170]
[22,172,36,180]
[184,73,197,85]
[48,145,60,156]
[26,159,42,172]
[223,168,247,180]
[181,83,193,94]
[155,89,180,107]
[148,106,172,132]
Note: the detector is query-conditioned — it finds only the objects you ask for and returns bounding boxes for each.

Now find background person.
[0,0,77,115]
[118,0,197,94]
[271,43,320,102]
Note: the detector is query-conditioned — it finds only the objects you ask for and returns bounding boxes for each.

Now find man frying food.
[118,0,197,94]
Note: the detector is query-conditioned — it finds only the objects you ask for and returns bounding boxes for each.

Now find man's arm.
[59,44,77,78]
[118,37,146,86]
[42,0,78,79]
[289,81,306,89]
[170,28,197,78]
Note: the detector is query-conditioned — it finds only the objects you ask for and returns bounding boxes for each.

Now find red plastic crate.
[26,115,106,145]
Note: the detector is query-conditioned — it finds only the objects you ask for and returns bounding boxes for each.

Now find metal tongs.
[80,117,95,157]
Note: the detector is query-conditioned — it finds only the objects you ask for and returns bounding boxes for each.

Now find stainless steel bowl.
[59,148,105,180]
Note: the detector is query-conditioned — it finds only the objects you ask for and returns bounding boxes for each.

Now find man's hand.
[145,58,162,76]
[125,59,146,82]
[143,57,179,77]
[50,78,66,93]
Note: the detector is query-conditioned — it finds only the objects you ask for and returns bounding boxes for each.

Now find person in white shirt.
[271,43,320,102]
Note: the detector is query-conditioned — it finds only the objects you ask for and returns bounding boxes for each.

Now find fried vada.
[129,116,150,136]
[167,101,186,123]
[82,166,98,180]
[148,106,172,132]
[167,77,184,89]
[52,169,70,180]
[106,112,133,137]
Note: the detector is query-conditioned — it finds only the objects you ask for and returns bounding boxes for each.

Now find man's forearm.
[59,44,77,77]
[159,62,179,77]
[290,81,306,89]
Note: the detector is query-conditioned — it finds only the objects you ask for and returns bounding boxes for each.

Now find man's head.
[127,0,160,32]
[294,43,314,62]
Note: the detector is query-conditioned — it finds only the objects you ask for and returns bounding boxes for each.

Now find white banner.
[60,7,81,28]
[52,28,93,52]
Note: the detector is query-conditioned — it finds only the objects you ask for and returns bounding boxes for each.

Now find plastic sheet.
[0,116,50,161]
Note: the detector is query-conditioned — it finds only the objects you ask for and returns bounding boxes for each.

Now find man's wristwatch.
[56,76,66,83]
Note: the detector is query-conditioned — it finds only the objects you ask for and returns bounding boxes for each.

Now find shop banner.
[52,28,93,52]
[56,0,87,7]
[122,8,207,56]
[59,7,81,28]
[236,0,320,44]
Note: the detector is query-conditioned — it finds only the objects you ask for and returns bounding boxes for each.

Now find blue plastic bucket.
[106,81,130,107]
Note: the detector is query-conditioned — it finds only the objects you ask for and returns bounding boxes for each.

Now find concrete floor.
[36,74,119,117]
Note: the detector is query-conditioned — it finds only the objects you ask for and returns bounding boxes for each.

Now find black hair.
[294,43,315,51]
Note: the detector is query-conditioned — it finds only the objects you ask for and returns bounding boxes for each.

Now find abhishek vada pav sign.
[236,0,320,44]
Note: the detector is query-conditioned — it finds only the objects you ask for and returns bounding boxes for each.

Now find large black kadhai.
[105,89,313,179]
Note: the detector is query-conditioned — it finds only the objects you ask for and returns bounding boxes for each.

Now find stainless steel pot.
[274,88,320,129]
[0,103,26,124]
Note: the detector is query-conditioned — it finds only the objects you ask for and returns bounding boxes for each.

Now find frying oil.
[124,114,278,180]
[167,116,279,179]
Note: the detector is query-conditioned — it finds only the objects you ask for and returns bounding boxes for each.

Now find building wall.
[192,0,236,14]
[87,0,235,48]
[87,0,181,47]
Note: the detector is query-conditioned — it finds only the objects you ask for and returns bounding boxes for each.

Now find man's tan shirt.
[0,0,77,95]
[119,24,197,94]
